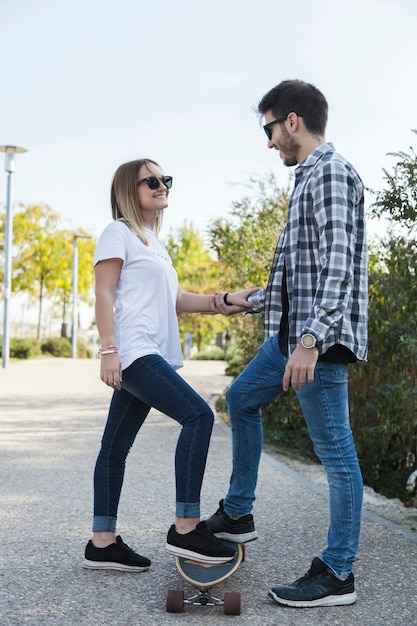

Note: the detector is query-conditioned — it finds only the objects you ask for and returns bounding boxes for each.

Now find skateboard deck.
[166,541,244,615]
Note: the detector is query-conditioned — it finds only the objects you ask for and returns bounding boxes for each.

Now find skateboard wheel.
[166,589,185,613]
[223,591,242,615]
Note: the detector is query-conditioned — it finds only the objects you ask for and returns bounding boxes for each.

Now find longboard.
[166,541,244,615]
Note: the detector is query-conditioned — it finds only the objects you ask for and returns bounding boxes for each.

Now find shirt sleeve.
[303,159,359,341]
[246,287,266,312]
[94,222,128,267]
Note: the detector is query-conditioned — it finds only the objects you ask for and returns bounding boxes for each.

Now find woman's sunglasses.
[137,175,173,190]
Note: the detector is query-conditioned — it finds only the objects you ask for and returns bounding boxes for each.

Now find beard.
[278,126,299,167]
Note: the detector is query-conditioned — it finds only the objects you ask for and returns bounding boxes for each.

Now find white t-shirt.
[94,221,183,370]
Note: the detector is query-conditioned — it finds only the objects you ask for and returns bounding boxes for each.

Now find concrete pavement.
[1,358,417,626]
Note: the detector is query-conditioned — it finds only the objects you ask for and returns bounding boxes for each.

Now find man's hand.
[211,289,260,316]
[283,344,319,392]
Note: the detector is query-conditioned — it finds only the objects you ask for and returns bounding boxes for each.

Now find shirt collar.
[297,142,335,170]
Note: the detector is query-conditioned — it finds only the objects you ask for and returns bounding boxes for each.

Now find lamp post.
[0,145,28,368]
[72,233,90,359]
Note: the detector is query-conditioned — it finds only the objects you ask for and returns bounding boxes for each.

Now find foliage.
[0,203,96,339]
[41,337,91,358]
[222,314,264,376]
[48,229,96,329]
[368,134,417,231]
[208,173,289,370]
[349,137,417,503]
[41,337,72,357]
[209,174,313,451]
[343,238,417,501]
[0,336,91,359]
[165,221,228,351]
[9,338,41,359]
[209,173,289,290]
[210,155,417,504]
[75,340,91,359]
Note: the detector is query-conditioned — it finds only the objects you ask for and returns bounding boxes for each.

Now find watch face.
[302,334,316,348]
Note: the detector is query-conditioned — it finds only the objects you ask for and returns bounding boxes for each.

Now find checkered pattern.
[248,143,368,360]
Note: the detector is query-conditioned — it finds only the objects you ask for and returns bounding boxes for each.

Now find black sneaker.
[268,557,357,607]
[165,521,236,564]
[83,535,151,572]
[205,499,258,543]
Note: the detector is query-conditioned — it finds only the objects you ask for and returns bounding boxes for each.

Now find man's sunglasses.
[137,175,173,190]
[263,112,303,140]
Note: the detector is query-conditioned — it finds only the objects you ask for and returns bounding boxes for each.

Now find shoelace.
[119,541,137,555]
[297,565,328,584]
[198,524,225,546]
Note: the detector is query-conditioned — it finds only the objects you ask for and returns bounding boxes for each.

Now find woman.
[83,158,252,572]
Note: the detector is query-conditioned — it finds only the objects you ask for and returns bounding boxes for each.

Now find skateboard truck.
[186,588,222,607]
[166,588,242,615]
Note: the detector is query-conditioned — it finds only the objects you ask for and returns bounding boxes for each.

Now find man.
[207,79,368,607]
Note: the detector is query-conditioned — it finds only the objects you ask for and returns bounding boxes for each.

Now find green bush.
[219,244,417,504]
[76,341,92,358]
[41,337,91,358]
[222,315,264,377]
[41,337,72,357]
[9,338,41,359]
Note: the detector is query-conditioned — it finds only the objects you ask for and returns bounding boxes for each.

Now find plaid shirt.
[249,142,368,360]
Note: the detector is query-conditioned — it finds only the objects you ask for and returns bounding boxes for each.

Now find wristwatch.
[300,333,318,349]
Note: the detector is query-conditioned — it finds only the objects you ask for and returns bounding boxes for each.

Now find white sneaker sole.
[213,530,258,543]
[268,588,357,607]
[83,559,149,573]
[165,544,235,564]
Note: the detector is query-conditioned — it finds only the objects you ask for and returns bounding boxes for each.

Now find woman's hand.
[211,288,260,316]
[100,353,123,390]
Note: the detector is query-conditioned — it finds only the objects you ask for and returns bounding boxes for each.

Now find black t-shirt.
[278,265,356,364]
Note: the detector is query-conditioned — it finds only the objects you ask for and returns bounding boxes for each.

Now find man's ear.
[287,111,302,131]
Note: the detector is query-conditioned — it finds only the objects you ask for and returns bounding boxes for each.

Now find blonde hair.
[110,158,164,245]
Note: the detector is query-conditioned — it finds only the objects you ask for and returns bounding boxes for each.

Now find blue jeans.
[223,334,363,579]
[92,354,214,532]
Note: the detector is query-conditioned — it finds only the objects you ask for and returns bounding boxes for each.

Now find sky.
[1,0,417,243]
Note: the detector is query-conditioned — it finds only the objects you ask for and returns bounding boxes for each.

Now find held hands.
[211,289,260,317]
[282,343,319,392]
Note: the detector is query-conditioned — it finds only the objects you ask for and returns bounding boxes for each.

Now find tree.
[208,174,313,451]
[208,173,289,372]
[48,230,96,334]
[209,173,289,289]
[165,221,227,352]
[0,203,95,340]
[369,131,417,231]
[349,131,417,502]
[208,174,313,452]
[349,238,417,500]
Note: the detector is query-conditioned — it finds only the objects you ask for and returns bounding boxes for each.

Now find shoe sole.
[165,544,235,564]
[268,588,357,607]
[83,559,150,573]
[213,530,258,543]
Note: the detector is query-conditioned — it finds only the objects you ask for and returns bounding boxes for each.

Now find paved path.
[1,358,416,626]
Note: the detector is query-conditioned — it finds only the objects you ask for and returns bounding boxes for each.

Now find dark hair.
[258,79,328,136]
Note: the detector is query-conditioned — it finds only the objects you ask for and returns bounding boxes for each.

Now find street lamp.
[72,233,90,359]
[0,145,28,368]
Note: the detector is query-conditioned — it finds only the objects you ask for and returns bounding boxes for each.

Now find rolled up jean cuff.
[92,516,117,533]
[176,502,200,518]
